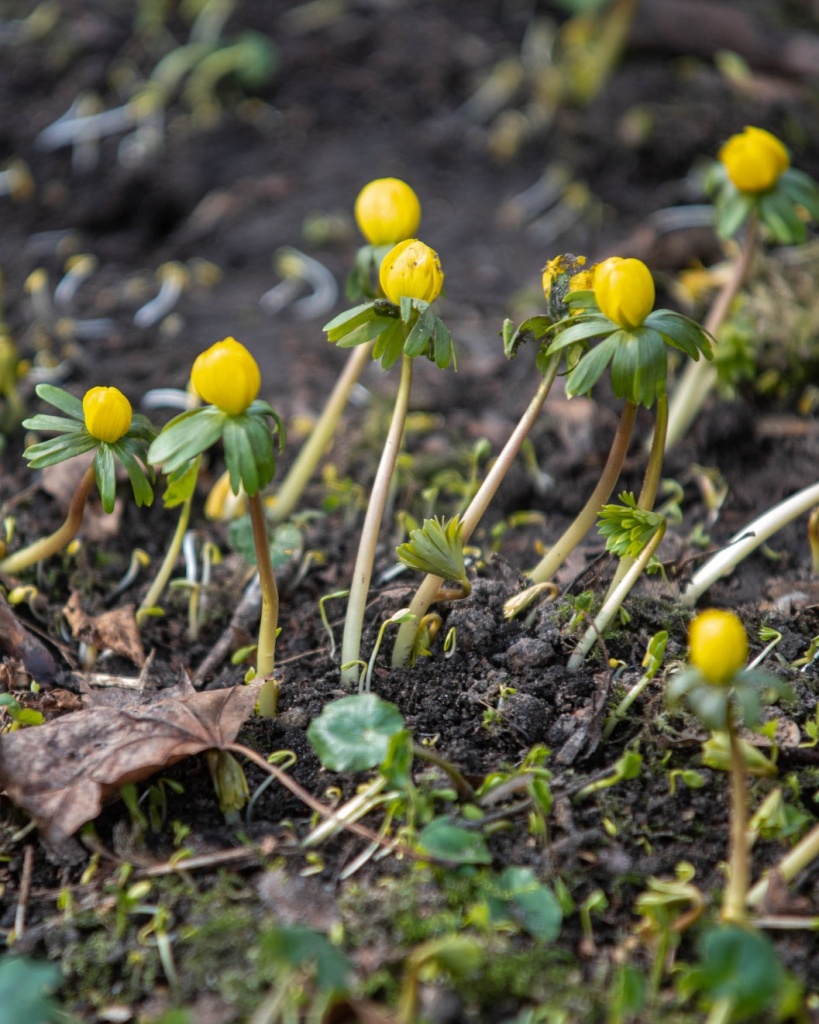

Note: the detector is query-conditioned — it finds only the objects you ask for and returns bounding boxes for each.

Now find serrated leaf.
[307,694,404,771]
[396,515,467,584]
[323,302,376,341]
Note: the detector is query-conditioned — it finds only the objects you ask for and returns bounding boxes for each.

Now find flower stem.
[680,479,819,607]
[249,490,279,678]
[747,821,819,909]
[0,465,96,576]
[601,390,668,601]
[567,517,665,670]
[665,213,759,449]
[269,342,373,524]
[722,710,749,924]
[528,400,638,584]
[341,353,413,687]
[391,359,560,668]
[136,490,194,625]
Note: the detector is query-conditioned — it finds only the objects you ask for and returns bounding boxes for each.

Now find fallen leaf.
[63,591,145,667]
[0,681,261,843]
[0,593,58,684]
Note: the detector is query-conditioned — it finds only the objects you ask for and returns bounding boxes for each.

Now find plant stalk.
[601,390,669,601]
[680,479,819,607]
[391,359,561,668]
[528,400,638,584]
[722,711,749,924]
[249,490,279,678]
[136,490,194,624]
[270,341,373,524]
[747,821,819,909]
[0,465,96,576]
[568,518,666,670]
[341,353,413,686]
[665,213,759,449]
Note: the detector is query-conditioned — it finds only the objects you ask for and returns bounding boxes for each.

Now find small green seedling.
[0,383,154,575]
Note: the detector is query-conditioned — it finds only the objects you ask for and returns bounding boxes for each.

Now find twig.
[14,845,35,941]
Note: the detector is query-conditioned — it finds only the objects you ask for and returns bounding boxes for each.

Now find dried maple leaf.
[0,681,261,844]
[63,591,145,667]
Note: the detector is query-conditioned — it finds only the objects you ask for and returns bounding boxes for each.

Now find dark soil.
[2,2,819,1022]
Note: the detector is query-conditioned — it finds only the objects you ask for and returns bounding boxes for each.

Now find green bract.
[597,492,664,559]
[706,160,819,244]
[395,515,469,589]
[148,400,284,498]
[666,663,791,732]
[544,294,713,408]
[324,295,454,371]
[22,383,155,514]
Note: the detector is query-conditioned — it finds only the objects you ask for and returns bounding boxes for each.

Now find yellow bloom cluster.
[191,337,261,416]
[354,177,421,246]
[594,256,655,330]
[82,386,132,443]
[688,609,749,686]
[718,126,790,194]
[379,238,444,305]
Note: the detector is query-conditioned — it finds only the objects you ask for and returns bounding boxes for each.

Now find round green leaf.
[694,925,784,1020]
[307,693,404,771]
[417,817,492,865]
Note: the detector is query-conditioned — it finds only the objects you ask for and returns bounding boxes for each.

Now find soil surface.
[2,2,819,1022]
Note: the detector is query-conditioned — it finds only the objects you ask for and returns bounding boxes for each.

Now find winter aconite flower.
[354,178,421,246]
[379,239,444,306]
[707,125,819,243]
[593,257,655,331]
[688,609,749,686]
[82,386,133,443]
[718,126,790,194]
[190,337,261,416]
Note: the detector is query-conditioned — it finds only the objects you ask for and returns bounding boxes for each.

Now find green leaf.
[248,401,286,452]
[380,729,414,789]
[334,314,395,350]
[323,302,376,341]
[403,306,435,358]
[223,418,259,496]
[229,518,303,571]
[377,320,407,370]
[0,955,64,1024]
[545,314,613,354]
[714,189,755,239]
[260,925,351,992]
[417,817,492,865]
[691,925,785,1020]
[33,383,84,420]
[241,413,277,491]
[114,443,154,508]
[162,457,201,508]
[148,408,226,475]
[503,315,553,360]
[24,433,97,469]
[498,867,563,942]
[778,168,819,221]
[399,295,413,323]
[396,515,468,584]
[597,492,664,558]
[21,413,85,435]
[564,333,618,396]
[94,444,117,513]
[307,693,404,771]
[432,316,455,369]
[759,189,807,244]
[644,310,713,360]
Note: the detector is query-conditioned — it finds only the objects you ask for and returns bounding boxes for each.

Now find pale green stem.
[722,711,749,924]
[747,822,819,909]
[528,400,638,584]
[602,390,669,601]
[0,465,95,576]
[568,519,665,670]
[705,997,735,1024]
[270,341,373,524]
[665,213,759,450]
[391,358,561,668]
[136,490,194,624]
[680,479,819,607]
[249,491,279,678]
[340,354,413,687]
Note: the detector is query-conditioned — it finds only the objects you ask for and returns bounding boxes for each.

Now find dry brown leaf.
[63,591,145,667]
[0,681,261,843]
[0,593,58,684]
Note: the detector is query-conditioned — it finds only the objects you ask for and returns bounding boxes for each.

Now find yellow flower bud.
[594,256,655,330]
[688,609,748,686]
[718,126,790,194]
[191,337,261,416]
[354,177,421,245]
[82,386,132,443]
[379,239,444,306]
